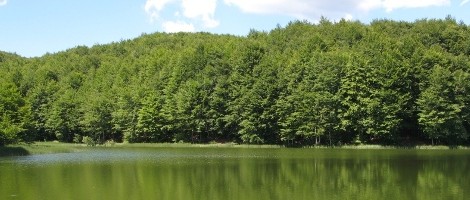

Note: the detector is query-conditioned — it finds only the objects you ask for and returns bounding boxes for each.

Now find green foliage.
[82,136,96,146]
[44,90,81,142]
[1,18,470,145]
[73,134,82,143]
[0,81,31,145]
[418,65,468,144]
[133,91,168,142]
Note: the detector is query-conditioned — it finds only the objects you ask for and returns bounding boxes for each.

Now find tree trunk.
[329,133,332,146]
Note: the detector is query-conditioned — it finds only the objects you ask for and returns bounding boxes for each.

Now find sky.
[1,0,469,57]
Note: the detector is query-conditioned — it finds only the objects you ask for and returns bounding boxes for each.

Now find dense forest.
[1,17,470,146]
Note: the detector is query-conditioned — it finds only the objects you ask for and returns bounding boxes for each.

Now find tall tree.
[0,82,31,145]
[417,65,467,144]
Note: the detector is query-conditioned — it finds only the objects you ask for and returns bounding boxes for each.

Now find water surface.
[1,148,469,200]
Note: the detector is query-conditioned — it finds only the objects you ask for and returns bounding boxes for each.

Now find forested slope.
[2,17,470,146]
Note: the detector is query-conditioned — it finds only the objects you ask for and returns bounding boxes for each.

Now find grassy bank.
[331,144,469,150]
[112,143,469,149]
[2,142,469,157]
[113,142,282,149]
[0,142,87,157]
[0,146,31,157]
[0,142,282,157]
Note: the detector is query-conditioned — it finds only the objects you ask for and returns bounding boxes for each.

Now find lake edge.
[2,142,470,157]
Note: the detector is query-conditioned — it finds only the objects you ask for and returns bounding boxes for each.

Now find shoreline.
[1,142,469,157]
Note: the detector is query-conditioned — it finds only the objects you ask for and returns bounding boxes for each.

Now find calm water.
[1,147,469,200]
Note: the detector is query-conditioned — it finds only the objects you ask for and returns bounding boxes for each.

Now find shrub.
[73,134,82,143]
[82,136,96,146]
[104,139,115,147]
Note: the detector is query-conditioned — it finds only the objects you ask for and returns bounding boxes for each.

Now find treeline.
[1,17,470,146]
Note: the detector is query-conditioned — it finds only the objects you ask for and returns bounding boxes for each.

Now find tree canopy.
[1,17,470,146]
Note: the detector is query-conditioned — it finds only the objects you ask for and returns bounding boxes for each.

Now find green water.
[1,148,469,200]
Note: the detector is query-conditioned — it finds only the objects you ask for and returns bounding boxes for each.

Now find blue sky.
[1,0,469,57]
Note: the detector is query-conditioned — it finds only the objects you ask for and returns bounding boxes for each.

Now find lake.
[1,147,469,200]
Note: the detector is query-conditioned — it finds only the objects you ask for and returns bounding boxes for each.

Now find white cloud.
[162,20,195,33]
[223,0,372,20]
[224,0,451,20]
[357,0,384,11]
[224,0,310,16]
[0,0,7,6]
[461,0,470,6]
[344,14,354,21]
[145,0,219,31]
[146,0,453,33]
[381,0,449,12]
[182,0,219,28]
[145,0,175,22]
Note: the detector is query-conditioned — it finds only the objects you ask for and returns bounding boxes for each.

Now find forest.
[1,17,470,146]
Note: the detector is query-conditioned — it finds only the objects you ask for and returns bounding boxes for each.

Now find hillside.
[1,17,470,146]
